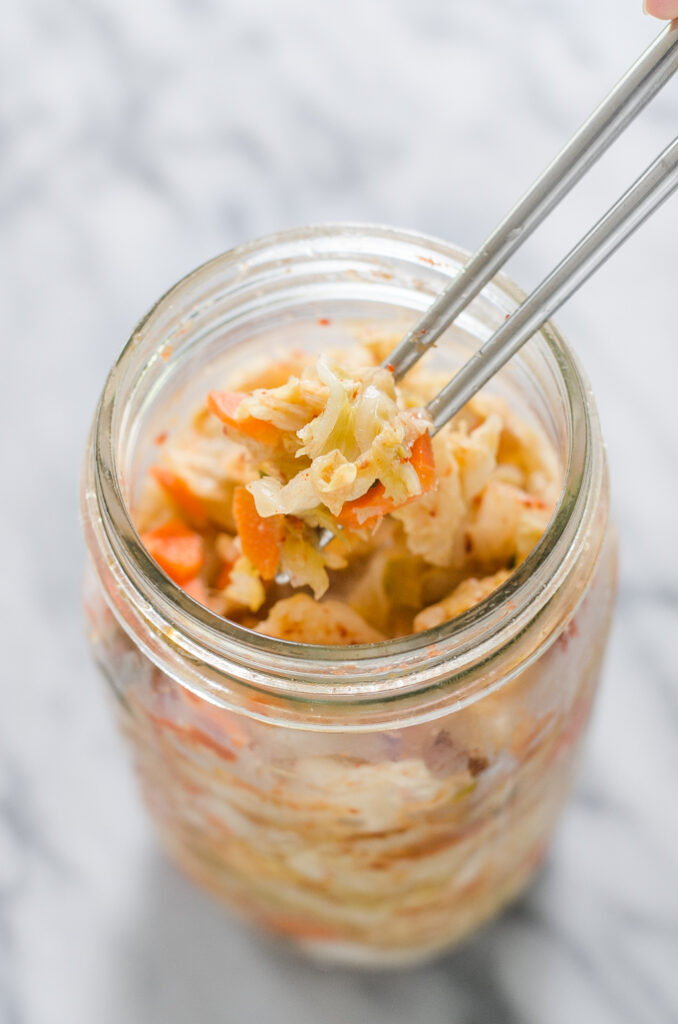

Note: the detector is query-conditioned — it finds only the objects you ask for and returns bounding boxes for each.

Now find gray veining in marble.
[1,1,677,1022]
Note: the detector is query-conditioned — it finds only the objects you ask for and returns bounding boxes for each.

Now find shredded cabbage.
[136,340,561,640]
[245,357,430,522]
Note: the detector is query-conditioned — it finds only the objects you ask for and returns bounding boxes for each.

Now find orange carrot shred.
[338,432,436,529]
[337,482,389,530]
[151,466,208,528]
[207,391,280,446]
[141,520,204,584]
[232,486,283,580]
[410,432,436,491]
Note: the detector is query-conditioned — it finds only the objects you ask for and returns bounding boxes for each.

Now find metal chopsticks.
[384,19,678,426]
[301,22,678,564]
[426,134,678,432]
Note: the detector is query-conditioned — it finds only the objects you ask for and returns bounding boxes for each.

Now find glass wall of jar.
[81,225,617,967]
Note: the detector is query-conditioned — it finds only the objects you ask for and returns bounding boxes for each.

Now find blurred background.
[1,1,677,1022]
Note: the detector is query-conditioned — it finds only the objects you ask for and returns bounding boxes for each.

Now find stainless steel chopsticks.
[385,19,678,389]
[426,134,678,432]
[301,22,678,564]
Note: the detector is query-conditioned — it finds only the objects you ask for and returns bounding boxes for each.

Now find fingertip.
[643,0,678,18]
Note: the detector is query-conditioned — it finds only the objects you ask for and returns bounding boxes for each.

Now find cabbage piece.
[223,555,266,612]
[414,569,511,632]
[297,357,359,460]
[243,356,430,521]
[278,532,330,599]
[393,433,467,568]
[255,594,385,644]
[238,374,327,433]
[248,471,320,518]
[452,413,503,501]
[309,451,358,517]
[465,477,554,568]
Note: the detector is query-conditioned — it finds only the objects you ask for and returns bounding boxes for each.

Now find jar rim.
[87,222,603,709]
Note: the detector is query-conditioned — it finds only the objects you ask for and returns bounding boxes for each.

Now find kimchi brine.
[82,226,616,965]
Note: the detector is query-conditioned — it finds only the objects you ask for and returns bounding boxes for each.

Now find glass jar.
[81,225,616,967]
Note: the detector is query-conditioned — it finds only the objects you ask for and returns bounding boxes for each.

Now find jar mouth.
[90,223,600,702]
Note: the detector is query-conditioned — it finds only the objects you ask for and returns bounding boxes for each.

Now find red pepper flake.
[317,317,331,326]
[386,363,394,373]
[154,430,168,446]
[160,344,173,361]
[505,313,511,321]
[419,256,437,266]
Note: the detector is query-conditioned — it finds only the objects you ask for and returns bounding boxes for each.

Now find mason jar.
[81,225,617,967]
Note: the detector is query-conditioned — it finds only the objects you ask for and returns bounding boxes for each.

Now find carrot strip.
[232,486,283,580]
[337,482,389,529]
[208,391,280,446]
[338,432,436,529]
[410,431,436,491]
[151,466,208,528]
[141,521,204,584]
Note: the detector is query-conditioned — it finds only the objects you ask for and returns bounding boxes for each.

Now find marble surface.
[2,1,678,1021]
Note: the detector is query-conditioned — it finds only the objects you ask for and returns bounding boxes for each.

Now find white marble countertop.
[2,1,677,1021]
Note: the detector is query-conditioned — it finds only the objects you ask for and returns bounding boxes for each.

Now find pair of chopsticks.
[384,20,678,433]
